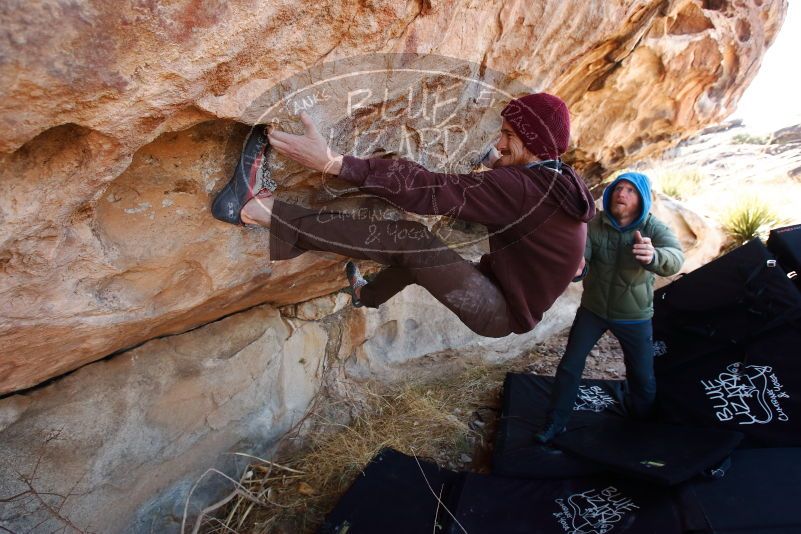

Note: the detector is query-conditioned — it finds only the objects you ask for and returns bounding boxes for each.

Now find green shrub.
[732,133,770,145]
[656,169,704,200]
[721,197,782,244]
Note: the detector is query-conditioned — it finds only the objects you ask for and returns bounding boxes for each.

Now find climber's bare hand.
[268,112,343,175]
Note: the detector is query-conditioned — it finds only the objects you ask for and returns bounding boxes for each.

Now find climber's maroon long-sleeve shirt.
[338,156,596,334]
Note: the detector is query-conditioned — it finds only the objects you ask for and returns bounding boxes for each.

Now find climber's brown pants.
[269,200,512,337]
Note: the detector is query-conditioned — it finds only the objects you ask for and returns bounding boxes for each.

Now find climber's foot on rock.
[211,125,276,225]
[345,261,368,307]
[240,190,275,227]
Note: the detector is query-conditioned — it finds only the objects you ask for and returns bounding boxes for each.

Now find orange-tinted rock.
[0,0,788,393]
[0,121,347,393]
[0,273,578,531]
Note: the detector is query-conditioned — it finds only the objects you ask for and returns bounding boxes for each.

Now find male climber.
[211,93,595,338]
[535,172,684,443]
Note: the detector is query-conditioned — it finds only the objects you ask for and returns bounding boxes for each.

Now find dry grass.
[731,133,771,145]
[190,329,627,534]
[195,360,515,534]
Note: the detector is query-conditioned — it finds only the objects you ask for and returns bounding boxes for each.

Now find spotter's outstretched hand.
[268,111,344,175]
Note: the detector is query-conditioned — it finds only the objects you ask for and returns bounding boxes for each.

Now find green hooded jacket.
[580,173,684,321]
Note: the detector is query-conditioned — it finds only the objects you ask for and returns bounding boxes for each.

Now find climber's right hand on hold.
[268,111,344,175]
[480,146,502,168]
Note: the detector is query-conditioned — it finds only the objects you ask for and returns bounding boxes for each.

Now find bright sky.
[728,1,801,133]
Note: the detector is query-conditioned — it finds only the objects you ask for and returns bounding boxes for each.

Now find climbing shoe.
[211,125,277,225]
[345,261,368,307]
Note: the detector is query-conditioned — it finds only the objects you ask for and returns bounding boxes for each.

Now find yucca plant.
[721,197,782,244]
[657,169,704,200]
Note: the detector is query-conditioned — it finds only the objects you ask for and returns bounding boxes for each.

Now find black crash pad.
[446,472,682,534]
[318,448,458,534]
[656,327,801,447]
[493,373,628,478]
[767,223,801,285]
[652,239,801,372]
[552,418,743,486]
[679,448,801,533]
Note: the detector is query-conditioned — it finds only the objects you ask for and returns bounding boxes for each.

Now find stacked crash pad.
[651,240,801,447]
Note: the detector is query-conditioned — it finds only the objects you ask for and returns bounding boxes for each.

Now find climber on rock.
[211,93,595,338]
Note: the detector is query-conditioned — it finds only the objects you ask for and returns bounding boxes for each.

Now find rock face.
[772,123,801,152]
[564,0,788,177]
[0,283,579,533]
[0,190,726,532]
[650,192,727,283]
[640,119,801,228]
[0,304,321,532]
[0,0,787,394]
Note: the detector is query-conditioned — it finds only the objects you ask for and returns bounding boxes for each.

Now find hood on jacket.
[602,172,652,231]
[526,160,595,223]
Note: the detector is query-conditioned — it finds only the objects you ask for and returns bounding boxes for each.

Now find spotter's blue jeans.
[547,306,656,424]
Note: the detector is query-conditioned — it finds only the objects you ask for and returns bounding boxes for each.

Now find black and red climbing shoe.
[211,125,277,225]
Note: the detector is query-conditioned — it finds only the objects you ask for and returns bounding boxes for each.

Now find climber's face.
[495,120,538,167]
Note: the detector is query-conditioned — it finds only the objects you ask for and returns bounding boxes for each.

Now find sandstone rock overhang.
[0,0,788,394]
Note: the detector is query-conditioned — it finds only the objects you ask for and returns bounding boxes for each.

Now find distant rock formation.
[772,123,801,151]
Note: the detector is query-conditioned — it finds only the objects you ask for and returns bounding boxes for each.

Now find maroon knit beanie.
[500,93,570,160]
